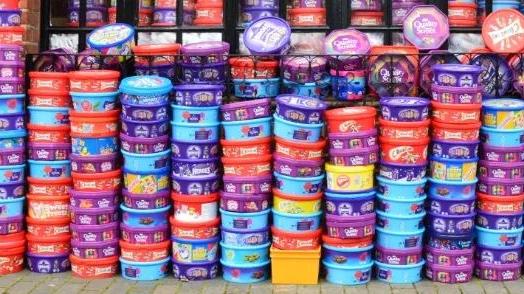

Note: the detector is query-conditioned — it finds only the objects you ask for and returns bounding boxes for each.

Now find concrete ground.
[0,271,523,294]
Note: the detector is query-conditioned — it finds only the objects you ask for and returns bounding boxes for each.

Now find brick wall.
[20,0,41,53]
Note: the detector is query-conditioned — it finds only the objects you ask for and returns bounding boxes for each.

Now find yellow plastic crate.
[270,245,321,285]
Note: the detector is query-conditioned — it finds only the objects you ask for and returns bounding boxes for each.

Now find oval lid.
[432,63,482,73]
[243,16,291,54]
[483,98,524,110]
[326,106,376,118]
[119,75,172,96]
[276,95,327,111]
[380,96,429,106]
[180,41,230,55]
[403,5,449,50]
[87,23,135,49]
[482,8,524,53]
[323,28,370,56]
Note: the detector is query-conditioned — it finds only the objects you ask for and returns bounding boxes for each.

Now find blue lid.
[70,91,119,97]
[0,130,26,139]
[483,98,524,111]
[0,94,24,100]
[87,23,135,50]
[119,76,172,96]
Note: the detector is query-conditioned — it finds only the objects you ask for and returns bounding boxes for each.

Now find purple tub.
[121,102,169,121]
[220,98,271,122]
[120,134,169,154]
[71,239,119,259]
[0,61,23,78]
[428,194,475,216]
[351,0,381,10]
[173,84,225,106]
[378,161,427,181]
[180,62,227,84]
[328,129,377,150]
[28,143,71,161]
[135,64,175,79]
[476,211,523,230]
[323,244,373,265]
[122,189,170,210]
[70,190,119,209]
[0,112,24,131]
[426,246,474,266]
[375,246,423,265]
[70,153,119,174]
[172,157,219,177]
[431,140,479,160]
[121,117,169,138]
[275,95,327,124]
[325,213,376,239]
[0,147,24,165]
[70,206,118,225]
[325,191,375,216]
[171,139,219,160]
[481,144,524,162]
[27,253,70,273]
[379,97,429,122]
[120,223,169,244]
[0,10,21,26]
[0,215,23,234]
[0,181,24,199]
[428,232,473,250]
[0,45,23,62]
[426,263,473,283]
[153,8,177,26]
[273,154,323,177]
[70,222,119,242]
[281,57,327,84]
[475,261,522,281]
[478,176,524,196]
[0,77,24,94]
[479,160,524,180]
[329,145,379,166]
[220,191,270,213]
[432,64,482,88]
[241,0,279,8]
[171,174,220,195]
[221,226,270,246]
[475,244,522,264]
[173,260,219,281]
[180,41,230,65]
[241,8,279,25]
[223,175,272,194]
[428,212,475,235]
[292,0,323,7]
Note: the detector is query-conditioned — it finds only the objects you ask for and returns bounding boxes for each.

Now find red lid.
[229,57,279,68]
[449,19,478,26]
[133,44,181,54]
[0,231,25,242]
[194,2,223,9]
[379,136,430,145]
[273,188,322,201]
[26,233,71,242]
[322,234,374,247]
[26,216,70,225]
[288,8,326,14]
[171,192,219,202]
[326,106,376,119]
[27,176,72,185]
[271,226,321,238]
[221,154,272,164]
[192,18,223,26]
[69,70,120,80]
[477,192,524,202]
[0,26,24,32]
[448,2,477,8]
[431,100,481,110]
[482,9,524,53]
[27,123,70,131]
[275,136,327,149]
[432,120,481,129]
[29,72,69,78]
[27,194,70,201]
[119,240,170,250]
[169,216,220,227]
[28,88,70,96]
[70,109,119,119]
[379,118,430,127]
[352,11,384,16]
[69,254,119,265]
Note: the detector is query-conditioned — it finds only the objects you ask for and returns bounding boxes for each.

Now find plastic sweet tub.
[220,242,270,265]
[376,176,426,199]
[220,208,270,231]
[274,172,324,195]
[172,236,219,264]
[375,260,425,284]
[324,190,375,216]
[376,210,425,232]
[325,163,374,193]
[322,260,373,285]
[120,257,170,281]
[376,227,425,249]
[272,209,322,232]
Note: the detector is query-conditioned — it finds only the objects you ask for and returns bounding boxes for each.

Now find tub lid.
[133,43,181,54]
[432,63,482,74]
[119,75,172,96]
[229,57,278,68]
[281,56,327,70]
[380,96,430,107]
[483,98,524,111]
[87,23,135,50]
[276,95,327,111]
[329,144,378,156]
[273,153,323,166]
[180,41,230,55]
[328,128,378,139]
[69,70,121,80]
[243,16,291,55]
[220,98,271,111]
[70,153,117,161]
[482,9,524,53]
[324,28,370,57]
[403,5,449,50]
[376,245,423,255]
[325,106,376,119]
[173,83,225,91]
[0,44,23,51]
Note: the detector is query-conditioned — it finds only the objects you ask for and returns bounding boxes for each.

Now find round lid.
[380,96,429,106]
[323,28,370,56]
[87,23,135,49]
[325,106,376,119]
[276,95,327,111]
[220,98,271,111]
[180,41,230,55]
[282,56,327,69]
[243,16,291,54]
[69,69,121,79]
[483,98,524,110]
[133,43,181,54]
[403,5,449,50]
[119,75,172,96]
[482,8,524,53]
[432,63,482,73]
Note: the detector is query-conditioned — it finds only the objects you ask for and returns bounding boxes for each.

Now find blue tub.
[322,244,373,266]
[376,176,427,199]
[121,149,170,172]
[0,164,24,183]
[120,257,170,281]
[171,104,220,124]
[274,172,324,195]
[28,160,71,179]
[481,126,524,147]
[123,167,170,194]
[0,94,25,113]
[430,156,478,182]
[375,260,425,284]
[172,236,219,263]
[0,196,24,217]
[222,117,272,140]
[220,242,270,265]
[221,227,270,246]
[273,114,324,142]
[0,130,25,149]
[221,259,270,283]
[476,226,524,248]
[427,177,477,199]
[220,208,270,231]
[282,76,331,100]
[120,204,170,228]
[272,209,322,232]
[233,78,280,99]
[171,121,219,141]
[323,260,372,285]
[376,194,426,215]
[71,91,118,112]
[28,106,69,125]
[71,136,118,156]
[376,210,425,232]
[376,227,425,249]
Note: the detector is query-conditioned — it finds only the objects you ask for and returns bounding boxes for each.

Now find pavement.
[0,271,524,294]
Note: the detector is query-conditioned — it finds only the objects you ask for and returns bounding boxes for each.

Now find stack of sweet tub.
[119,75,172,281]
[375,97,430,284]
[322,106,378,286]
[426,64,483,284]
[0,42,25,275]
[68,70,121,279]
[475,98,524,281]
[26,70,71,274]
[280,55,330,100]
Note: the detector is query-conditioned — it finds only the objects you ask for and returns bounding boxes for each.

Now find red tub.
[120,240,170,262]
[169,216,220,239]
[448,2,477,20]
[351,11,384,26]
[69,110,119,135]
[28,124,71,143]
[0,237,25,275]
[26,217,70,237]
[26,233,71,255]
[29,72,70,91]
[271,226,321,250]
[221,137,272,158]
[275,136,325,161]
[288,8,326,27]
[172,192,219,222]
[27,194,70,219]
[222,154,272,177]
[69,70,120,93]
[27,177,71,196]
[70,255,119,279]
[194,2,223,25]
[322,234,374,248]
[0,26,24,45]
[72,169,122,192]
[326,106,376,133]
[477,193,524,214]
[379,136,430,165]
[133,44,181,66]
[379,118,430,140]
[28,89,71,107]
[229,57,279,79]
[431,101,481,124]
[432,121,481,142]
